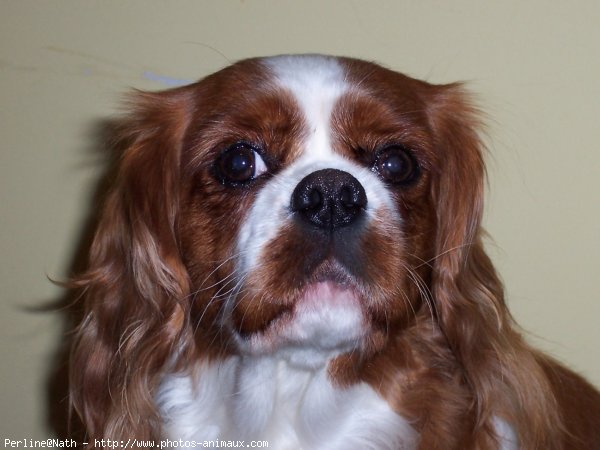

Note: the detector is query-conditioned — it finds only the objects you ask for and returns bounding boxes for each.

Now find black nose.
[290,169,367,230]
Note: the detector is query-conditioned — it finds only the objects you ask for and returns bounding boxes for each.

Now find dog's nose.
[290,169,367,230]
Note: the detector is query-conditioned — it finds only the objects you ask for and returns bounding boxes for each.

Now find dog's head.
[178,55,487,363]
[72,55,519,439]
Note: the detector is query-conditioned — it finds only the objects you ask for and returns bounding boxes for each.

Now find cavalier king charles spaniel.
[70,54,600,449]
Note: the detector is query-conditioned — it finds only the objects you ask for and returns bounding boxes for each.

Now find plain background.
[1,0,598,440]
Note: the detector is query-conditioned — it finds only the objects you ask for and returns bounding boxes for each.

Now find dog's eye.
[373,145,419,185]
[215,143,267,185]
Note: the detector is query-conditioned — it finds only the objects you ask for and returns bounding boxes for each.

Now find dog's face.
[164,55,482,367]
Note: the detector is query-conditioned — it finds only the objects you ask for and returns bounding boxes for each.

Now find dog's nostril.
[308,188,323,210]
[295,187,323,211]
[290,168,367,230]
[339,186,359,209]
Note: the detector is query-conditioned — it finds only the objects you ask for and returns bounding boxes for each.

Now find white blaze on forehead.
[264,54,348,160]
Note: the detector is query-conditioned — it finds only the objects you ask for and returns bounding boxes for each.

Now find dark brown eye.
[214,143,267,185]
[373,145,419,185]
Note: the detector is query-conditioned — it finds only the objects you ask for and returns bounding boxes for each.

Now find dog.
[70,54,600,449]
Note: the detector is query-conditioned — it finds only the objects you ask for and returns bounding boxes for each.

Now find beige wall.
[1,0,598,439]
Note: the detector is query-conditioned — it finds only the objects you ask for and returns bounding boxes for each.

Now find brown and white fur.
[70,54,600,449]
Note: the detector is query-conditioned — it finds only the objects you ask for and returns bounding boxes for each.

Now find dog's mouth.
[229,261,369,367]
[309,260,355,285]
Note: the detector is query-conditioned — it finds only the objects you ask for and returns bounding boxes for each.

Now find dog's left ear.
[426,84,562,447]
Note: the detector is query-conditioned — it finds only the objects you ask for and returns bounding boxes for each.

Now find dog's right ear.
[70,85,195,441]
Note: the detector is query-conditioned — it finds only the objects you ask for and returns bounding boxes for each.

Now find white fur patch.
[264,54,346,160]
[493,417,519,450]
[157,357,417,450]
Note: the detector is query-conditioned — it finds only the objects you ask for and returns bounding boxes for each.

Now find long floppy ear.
[427,85,562,448]
[70,86,193,441]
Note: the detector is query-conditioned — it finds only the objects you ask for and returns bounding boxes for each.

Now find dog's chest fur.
[157,356,417,450]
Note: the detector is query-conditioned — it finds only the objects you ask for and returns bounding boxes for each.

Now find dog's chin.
[233,280,368,370]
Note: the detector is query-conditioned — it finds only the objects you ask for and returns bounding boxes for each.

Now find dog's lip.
[295,280,360,309]
[291,259,363,312]
[308,259,355,286]
[296,262,363,309]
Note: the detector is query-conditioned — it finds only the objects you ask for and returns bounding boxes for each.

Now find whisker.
[414,242,475,269]
[189,249,249,296]
[192,272,247,336]
[404,265,437,324]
